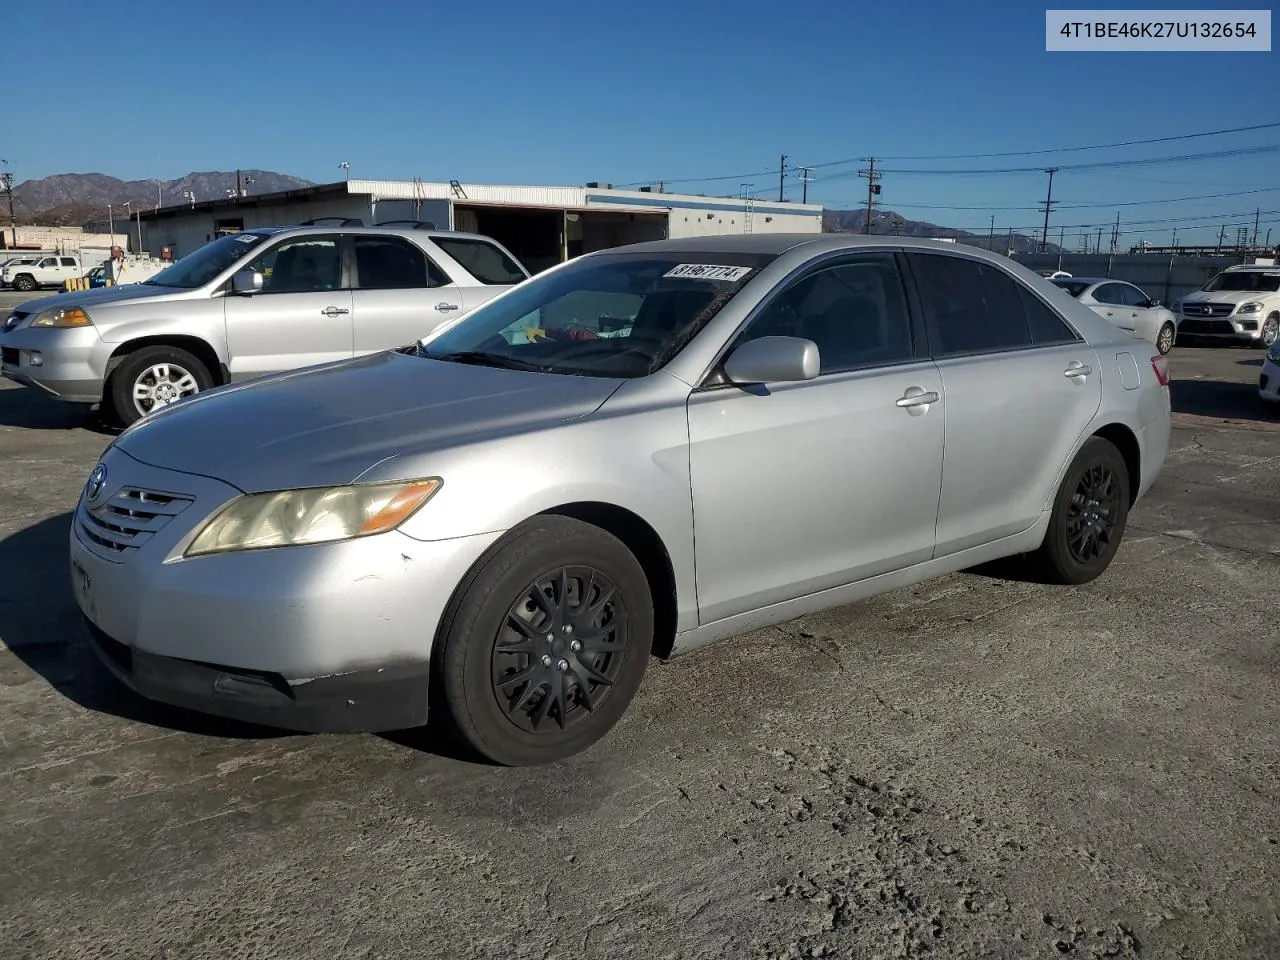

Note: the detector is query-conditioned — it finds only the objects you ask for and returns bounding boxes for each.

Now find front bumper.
[1175,314,1264,341]
[1261,357,1280,403]
[0,325,107,402]
[69,445,503,733]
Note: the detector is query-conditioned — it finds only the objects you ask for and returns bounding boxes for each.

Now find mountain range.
[10,171,314,227]
[8,169,1057,253]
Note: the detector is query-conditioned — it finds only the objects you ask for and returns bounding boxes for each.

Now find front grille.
[1177,319,1235,335]
[77,486,194,561]
[1,347,16,366]
[1180,303,1235,319]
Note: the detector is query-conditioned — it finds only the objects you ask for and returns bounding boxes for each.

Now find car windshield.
[1202,271,1280,293]
[419,254,773,378]
[144,232,274,289]
[1051,279,1092,298]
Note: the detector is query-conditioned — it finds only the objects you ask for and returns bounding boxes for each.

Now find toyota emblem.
[86,464,107,502]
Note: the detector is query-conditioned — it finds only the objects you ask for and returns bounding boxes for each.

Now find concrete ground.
[1,289,1277,959]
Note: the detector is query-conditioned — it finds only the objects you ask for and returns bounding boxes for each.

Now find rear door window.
[352,235,450,289]
[907,253,1032,357]
[432,237,528,285]
[60,257,77,267]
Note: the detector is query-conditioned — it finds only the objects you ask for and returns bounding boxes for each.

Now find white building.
[138,179,823,272]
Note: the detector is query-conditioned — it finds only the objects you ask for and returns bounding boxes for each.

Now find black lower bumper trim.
[82,616,430,734]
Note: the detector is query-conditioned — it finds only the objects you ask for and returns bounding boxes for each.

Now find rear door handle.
[896,388,940,408]
[435,302,460,313]
[1064,361,1092,379]
[321,306,349,318]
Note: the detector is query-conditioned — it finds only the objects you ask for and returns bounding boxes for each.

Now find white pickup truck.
[2,254,82,291]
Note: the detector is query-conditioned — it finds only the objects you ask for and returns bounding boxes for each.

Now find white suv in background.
[1173,264,1280,347]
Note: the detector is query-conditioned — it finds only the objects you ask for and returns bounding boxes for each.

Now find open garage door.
[455,205,669,274]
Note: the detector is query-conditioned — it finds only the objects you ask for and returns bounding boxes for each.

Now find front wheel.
[1261,314,1279,348]
[1156,321,1175,355]
[434,516,653,766]
[1029,436,1131,585]
[106,345,213,427]
[13,274,36,292]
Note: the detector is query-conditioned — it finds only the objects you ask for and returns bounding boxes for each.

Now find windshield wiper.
[425,350,551,372]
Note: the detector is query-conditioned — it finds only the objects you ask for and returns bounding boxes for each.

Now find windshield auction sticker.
[663,264,754,281]
[1046,10,1270,50]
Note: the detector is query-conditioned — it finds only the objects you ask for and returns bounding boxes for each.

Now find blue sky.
[5,0,1278,245]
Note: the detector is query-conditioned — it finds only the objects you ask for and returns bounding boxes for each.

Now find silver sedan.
[68,235,1172,765]
[1050,276,1179,354]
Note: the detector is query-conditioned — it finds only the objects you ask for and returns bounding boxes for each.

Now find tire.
[1029,436,1131,586]
[1262,314,1280,349]
[105,345,213,427]
[434,515,653,766]
[13,274,35,292]
[1156,321,1175,355]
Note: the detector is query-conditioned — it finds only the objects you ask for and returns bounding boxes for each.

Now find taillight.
[1151,355,1170,386]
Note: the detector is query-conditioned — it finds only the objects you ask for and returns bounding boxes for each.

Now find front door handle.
[435,302,460,313]
[896,387,940,408]
[1064,361,1093,379]
[321,306,350,318]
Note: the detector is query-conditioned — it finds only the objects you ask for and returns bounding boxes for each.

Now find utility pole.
[1059,225,1065,250]
[1171,227,1178,249]
[1,168,15,249]
[858,158,881,235]
[1109,212,1120,254]
[1253,207,1261,247]
[1216,224,1226,254]
[988,214,995,251]
[1095,226,1103,253]
[236,169,242,197]
[891,215,904,236]
[799,167,814,204]
[1039,167,1059,253]
[108,203,115,245]
[777,154,787,202]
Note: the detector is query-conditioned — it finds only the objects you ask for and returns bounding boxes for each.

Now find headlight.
[30,307,92,328]
[1236,301,1263,315]
[185,478,442,557]
[1171,300,1183,313]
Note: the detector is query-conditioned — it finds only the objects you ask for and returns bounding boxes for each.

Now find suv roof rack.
[299,217,365,226]
[374,219,439,230]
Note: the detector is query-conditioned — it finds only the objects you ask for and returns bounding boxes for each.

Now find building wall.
[3,225,130,253]
[141,196,372,260]
[666,206,822,238]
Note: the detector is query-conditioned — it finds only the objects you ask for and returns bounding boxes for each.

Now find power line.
[814,186,1280,213]
[798,120,1280,167]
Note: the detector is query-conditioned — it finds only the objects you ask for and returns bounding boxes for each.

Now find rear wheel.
[13,274,35,292]
[1156,321,1175,355]
[1029,436,1131,585]
[106,345,212,427]
[434,516,652,766]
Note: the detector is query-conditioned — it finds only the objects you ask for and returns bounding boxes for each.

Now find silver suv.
[0,225,530,425]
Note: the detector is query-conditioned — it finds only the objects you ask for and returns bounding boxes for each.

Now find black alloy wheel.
[1065,462,1122,565]
[492,565,626,734]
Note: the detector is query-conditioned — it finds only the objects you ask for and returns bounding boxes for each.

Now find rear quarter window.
[433,237,528,285]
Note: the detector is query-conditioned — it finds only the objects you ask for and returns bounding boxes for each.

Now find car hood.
[1182,290,1274,305]
[114,351,625,493]
[10,283,186,317]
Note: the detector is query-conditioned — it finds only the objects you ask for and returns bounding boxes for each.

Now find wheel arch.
[104,335,228,386]
[538,502,679,660]
[1090,421,1141,507]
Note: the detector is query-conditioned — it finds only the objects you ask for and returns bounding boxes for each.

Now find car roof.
[1223,263,1280,272]
[1052,276,1117,285]
[254,225,502,243]
[590,233,1013,259]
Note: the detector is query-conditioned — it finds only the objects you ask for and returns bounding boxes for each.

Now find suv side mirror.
[723,336,820,385]
[1147,298,1161,308]
[231,269,263,294]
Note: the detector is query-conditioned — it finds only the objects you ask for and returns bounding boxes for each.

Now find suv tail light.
[1151,355,1170,386]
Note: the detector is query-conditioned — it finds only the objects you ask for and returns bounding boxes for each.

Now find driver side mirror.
[1145,298,1160,308]
[231,269,263,294]
[723,336,820,385]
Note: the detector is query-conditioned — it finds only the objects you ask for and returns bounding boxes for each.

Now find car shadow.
[1236,358,1264,368]
[0,512,290,739]
[0,388,117,434]
[0,512,482,759]
[1170,378,1276,423]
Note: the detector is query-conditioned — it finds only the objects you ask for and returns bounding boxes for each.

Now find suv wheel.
[13,274,36,292]
[1262,313,1280,348]
[106,345,213,427]
[434,516,653,766]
